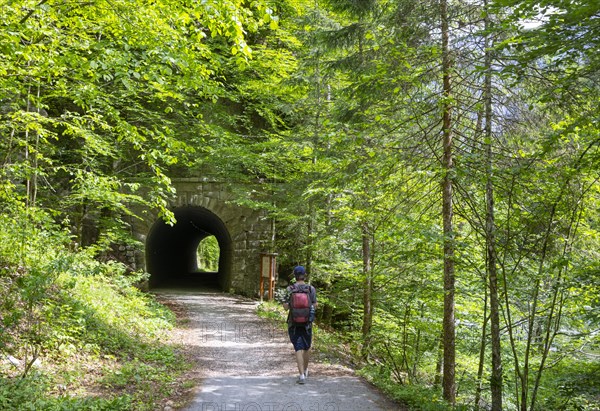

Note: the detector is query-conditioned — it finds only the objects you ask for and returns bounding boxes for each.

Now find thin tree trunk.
[401,304,411,371]
[25,85,32,207]
[362,222,373,357]
[31,83,42,207]
[440,0,456,404]
[500,175,523,411]
[434,329,443,386]
[306,0,322,276]
[483,3,503,408]
[412,302,425,382]
[486,163,503,411]
[475,288,489,410]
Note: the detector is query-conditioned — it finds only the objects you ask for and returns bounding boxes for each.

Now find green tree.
[0,0,281,243]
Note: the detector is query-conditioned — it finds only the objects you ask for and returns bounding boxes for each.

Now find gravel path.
[153,289,402,411]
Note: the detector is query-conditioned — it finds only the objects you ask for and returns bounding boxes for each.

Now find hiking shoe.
[297,374,306,384]
[304,370,309,379]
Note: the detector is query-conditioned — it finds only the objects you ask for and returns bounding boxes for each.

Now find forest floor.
[153,289,404,411]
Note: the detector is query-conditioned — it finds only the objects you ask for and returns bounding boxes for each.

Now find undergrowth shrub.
[0,373,132,411]
[0,207,185,409]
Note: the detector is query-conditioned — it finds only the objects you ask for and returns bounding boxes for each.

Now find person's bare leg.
[303,350,309,375]
[295,350,305,375]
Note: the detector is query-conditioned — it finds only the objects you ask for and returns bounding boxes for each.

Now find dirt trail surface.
[154,289,402,411]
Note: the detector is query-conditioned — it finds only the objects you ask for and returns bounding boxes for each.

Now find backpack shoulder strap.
[309,285,316,303]
[291,283,309,292]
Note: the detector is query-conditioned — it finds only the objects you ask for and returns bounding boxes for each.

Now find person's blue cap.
[293,266,306,277]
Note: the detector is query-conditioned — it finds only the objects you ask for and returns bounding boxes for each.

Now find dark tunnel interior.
[146,206,232,290]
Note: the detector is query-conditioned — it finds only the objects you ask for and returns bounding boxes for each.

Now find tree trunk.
[483,3,503,408]
[434,329,443,386]
[475,289,489,410]
[362,222,373,357]
[412,302,425,382]
[25,84,32,207]
[306,0,323,277]
[487,168,503,411]
[440,0,456,404]
[501,176,524,410]
[401,304,411,371]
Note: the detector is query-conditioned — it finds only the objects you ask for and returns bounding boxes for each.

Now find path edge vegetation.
[257,300,458,411]
[0,206,191,410]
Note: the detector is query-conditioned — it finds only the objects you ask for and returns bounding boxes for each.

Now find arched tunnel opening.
[146,206,232,290]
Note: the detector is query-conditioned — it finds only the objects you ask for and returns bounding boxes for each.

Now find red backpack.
[289,284,313,325]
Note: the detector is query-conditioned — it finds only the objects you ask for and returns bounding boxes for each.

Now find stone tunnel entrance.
[146,206,232,290]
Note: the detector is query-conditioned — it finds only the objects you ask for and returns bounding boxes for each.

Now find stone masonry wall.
[169,178,273,295]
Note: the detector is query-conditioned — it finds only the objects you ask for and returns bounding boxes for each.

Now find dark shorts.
[288,326,312,352]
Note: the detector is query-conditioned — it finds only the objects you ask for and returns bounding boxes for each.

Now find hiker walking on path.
[282,265,317,385]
